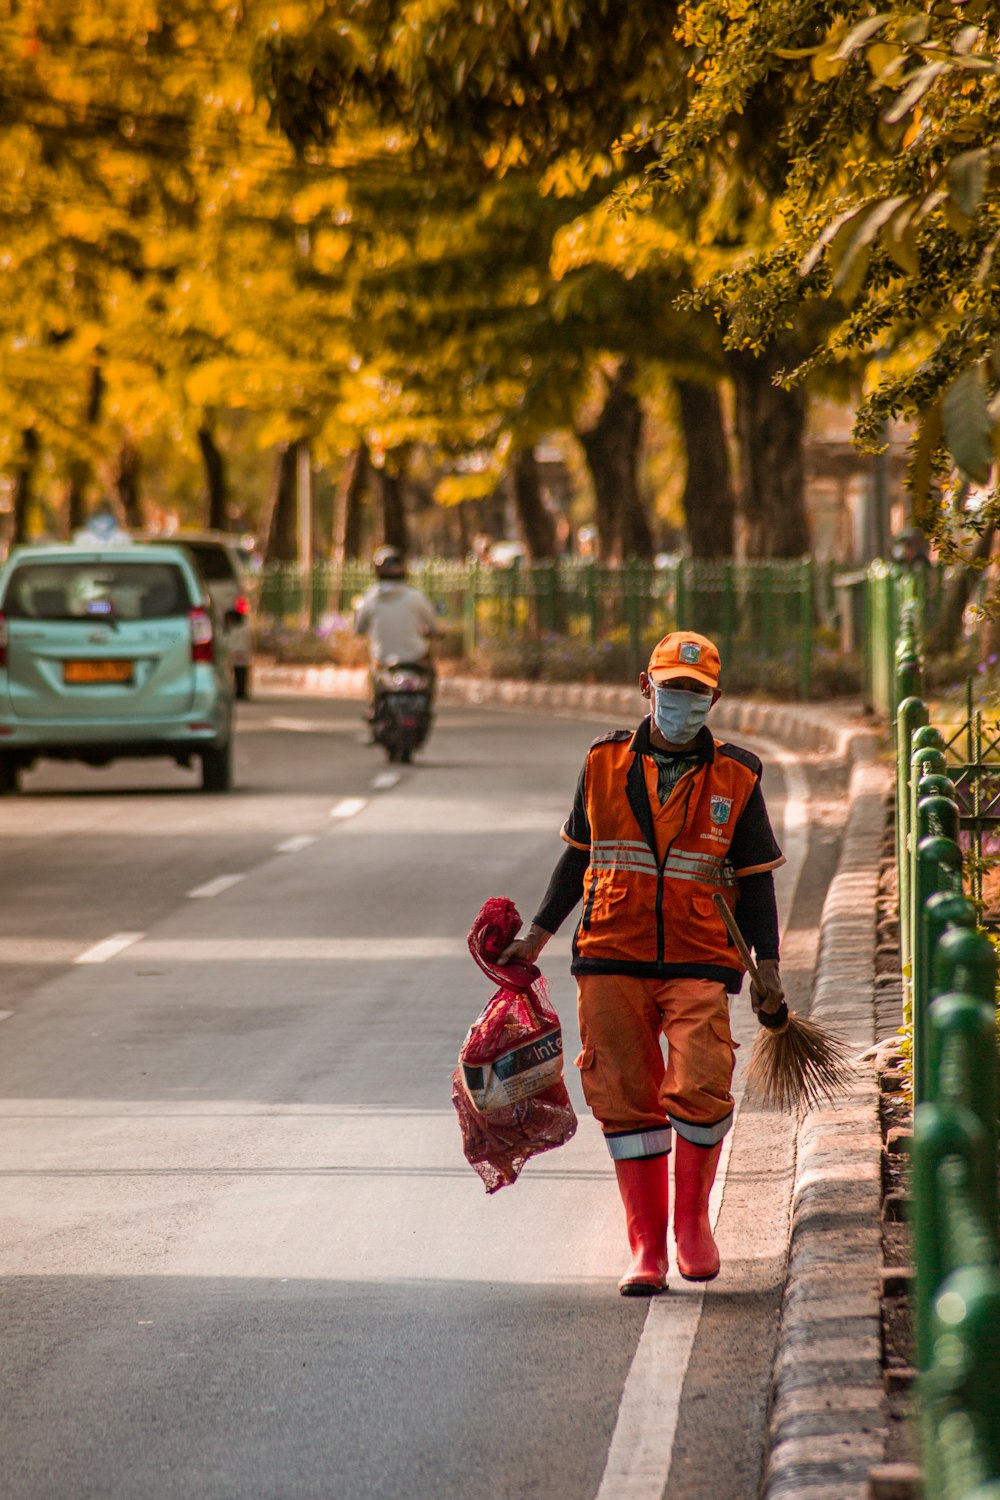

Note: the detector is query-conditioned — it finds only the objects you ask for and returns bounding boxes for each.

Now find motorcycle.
[370,658,434,763]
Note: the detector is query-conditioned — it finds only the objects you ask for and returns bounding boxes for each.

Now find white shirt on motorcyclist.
[354,580,440,665]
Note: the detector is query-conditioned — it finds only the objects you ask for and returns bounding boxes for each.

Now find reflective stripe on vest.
[577,738,758,971]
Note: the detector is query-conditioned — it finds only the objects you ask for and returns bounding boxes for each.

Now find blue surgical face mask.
[653,686,713,743]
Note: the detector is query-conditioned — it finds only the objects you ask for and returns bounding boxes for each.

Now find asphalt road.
[0,694,845,1500]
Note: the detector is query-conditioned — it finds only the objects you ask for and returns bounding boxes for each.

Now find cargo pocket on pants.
[707,1016,738,1100]
[574,1045,608,1122]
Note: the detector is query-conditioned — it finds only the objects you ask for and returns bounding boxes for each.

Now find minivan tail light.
[0,610,7,669]
[190,606,214,663]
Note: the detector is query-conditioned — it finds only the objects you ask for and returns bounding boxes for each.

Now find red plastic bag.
[453,897,577,1194]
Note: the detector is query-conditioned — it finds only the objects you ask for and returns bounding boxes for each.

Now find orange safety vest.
[569,730,765,987]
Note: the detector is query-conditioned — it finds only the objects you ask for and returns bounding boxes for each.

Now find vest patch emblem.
[679,641,702,664]
[710,795,733,825]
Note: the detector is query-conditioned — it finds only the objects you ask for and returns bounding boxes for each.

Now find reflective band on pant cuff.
[604,1127,672,1160]
[669,1111,733,1147]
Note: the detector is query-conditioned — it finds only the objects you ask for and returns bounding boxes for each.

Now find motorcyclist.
[354,547,441,728]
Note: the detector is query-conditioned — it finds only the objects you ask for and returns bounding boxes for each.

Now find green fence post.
[913,833,964,1105]
[930,1266,1000,1488]
[897,697,929,975]
[932,923,997,1012]
[722,559,735,670]
[929,990,998,1231]
[909,740,949,989]
[798,558,812,700]
[761,562,774,661]
[586,562,599,647]
[626,559,642,678]
[912,1101,987,1372]
[463,558,479,659]
[919,792,961,845]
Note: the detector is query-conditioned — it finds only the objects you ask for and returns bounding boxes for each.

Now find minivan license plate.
[63,660,133,684]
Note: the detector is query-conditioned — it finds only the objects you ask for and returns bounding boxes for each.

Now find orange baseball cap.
[646,631,721,689]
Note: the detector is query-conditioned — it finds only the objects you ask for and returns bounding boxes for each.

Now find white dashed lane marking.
[75,932,144,965]
[371,772,401,790]
[275,836,319,854]
[330,798,367,820]
[187,875,247,900]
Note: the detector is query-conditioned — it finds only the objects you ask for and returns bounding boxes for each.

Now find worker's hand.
[497,923,551,967]
[750,959,784,1016]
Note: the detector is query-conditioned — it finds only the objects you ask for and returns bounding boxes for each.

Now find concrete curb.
[761,746,892,1500]
[254,662,873,760]
[254,660,893,1495]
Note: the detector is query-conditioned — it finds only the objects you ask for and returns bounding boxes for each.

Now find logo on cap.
[679,642,702,664]
[710,795,733,825]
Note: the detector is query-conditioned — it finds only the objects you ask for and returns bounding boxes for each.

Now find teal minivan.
[0,543,235,793]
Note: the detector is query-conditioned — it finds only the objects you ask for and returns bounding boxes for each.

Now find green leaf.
[899,15,930,44]
[943,365,995,486]
[799,201,871,276]
[884,61,948,123]
[830,195,912,296]
[948,148,989,218]
[884,198,920,273]
[953,26,983,56]
[834,14,892,58]
[867,41,904,81]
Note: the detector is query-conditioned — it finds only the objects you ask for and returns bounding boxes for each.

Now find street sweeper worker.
[498,630,786,1296]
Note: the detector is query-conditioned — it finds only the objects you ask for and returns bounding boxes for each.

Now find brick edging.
[761,747,892,1500]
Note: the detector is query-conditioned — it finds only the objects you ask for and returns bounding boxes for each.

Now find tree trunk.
[198,425,229,531]
[332,444,370,563]
[66,363,104,535]
[11,428,40,544]
[113,438,144,529]
[578,361,650,561]
[376,455,410,554]
[511,446,557,560]
[727,343,809,558]
[262,442,299,562]
[676,379,736,558]
[929,522,996,656]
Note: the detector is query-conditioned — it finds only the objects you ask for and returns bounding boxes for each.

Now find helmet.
[373,546,406,579]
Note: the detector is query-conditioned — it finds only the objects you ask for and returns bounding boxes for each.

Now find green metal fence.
[255,556,819,697]
[894,598,1000,1500]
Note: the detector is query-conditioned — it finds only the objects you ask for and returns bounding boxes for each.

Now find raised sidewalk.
[256,662,894,1500]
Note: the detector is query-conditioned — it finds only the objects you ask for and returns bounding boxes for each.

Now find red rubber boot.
[613,1156,670,1296]
[673,1137,723,1282]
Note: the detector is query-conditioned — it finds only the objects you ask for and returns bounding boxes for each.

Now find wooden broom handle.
[712,892,762,989]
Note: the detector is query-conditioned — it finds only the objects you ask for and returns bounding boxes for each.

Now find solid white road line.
[187,874,247,900]
[75,932,144,965]
[330,798,367,819]
[275,836,319,854]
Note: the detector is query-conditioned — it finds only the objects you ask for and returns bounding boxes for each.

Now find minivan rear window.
[2,562,191,621]
[178,543,239,583]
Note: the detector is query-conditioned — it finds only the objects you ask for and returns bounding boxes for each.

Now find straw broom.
[712,894,854,1111]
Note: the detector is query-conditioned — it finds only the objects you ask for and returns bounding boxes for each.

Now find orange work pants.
[574,974,736,1152]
